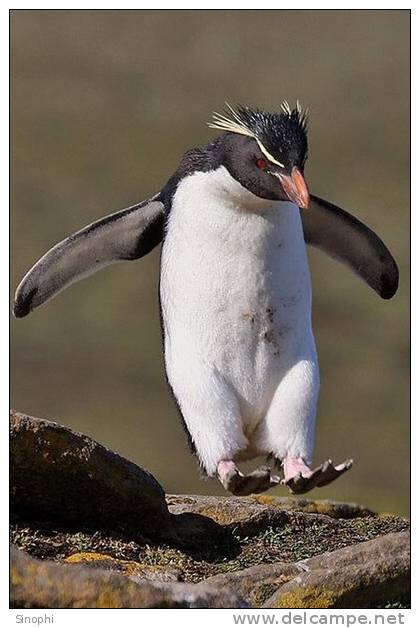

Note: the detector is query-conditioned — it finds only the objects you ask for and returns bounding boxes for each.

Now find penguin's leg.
[255,351,352,494]
[255,354,319,474]
[168,367,249,479]
[169,366,280,495]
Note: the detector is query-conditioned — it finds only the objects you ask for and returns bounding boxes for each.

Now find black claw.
[223,467,280,496]
[283,459,353,495]
[316,458,353,487]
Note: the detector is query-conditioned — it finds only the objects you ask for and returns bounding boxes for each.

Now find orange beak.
[279,167,310,209]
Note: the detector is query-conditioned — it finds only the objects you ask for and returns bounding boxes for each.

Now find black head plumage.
[209,102,308,172]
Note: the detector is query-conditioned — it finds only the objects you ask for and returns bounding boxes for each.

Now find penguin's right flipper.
[13,195,164,318]
[302,195,399,299]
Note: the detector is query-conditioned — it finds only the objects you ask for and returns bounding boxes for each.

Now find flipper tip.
[13,299,30,319]
[378,263,399,300]
[12,286,37,318]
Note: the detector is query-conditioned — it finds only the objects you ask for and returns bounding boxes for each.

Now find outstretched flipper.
[301,195,399,299]
[13,195,164,318]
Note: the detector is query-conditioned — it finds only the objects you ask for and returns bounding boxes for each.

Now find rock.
[167,494,291,537]
[11,492,409,591]
[203,562,301,607]
[263,531,410,608]
[167,494,373,523]
[10,410,172,539]
[64,551,182,582]
[250,495,374,519]
[201,531,410,608]
[167,494,374,539]
[9,409,410,609]
[10,546,247,609]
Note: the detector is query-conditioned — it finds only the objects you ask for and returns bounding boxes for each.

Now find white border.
[3,2,413,624]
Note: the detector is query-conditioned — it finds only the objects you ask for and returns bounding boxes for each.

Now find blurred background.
[11,10,409,515]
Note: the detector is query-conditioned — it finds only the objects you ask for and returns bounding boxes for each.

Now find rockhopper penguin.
[13,103,399,496]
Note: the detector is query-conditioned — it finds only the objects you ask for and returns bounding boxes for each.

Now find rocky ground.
[10,410,410,609]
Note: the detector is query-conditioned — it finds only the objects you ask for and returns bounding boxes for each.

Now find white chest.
[160,167,314,417]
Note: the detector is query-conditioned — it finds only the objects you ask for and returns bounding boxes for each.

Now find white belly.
[160,167,314,431]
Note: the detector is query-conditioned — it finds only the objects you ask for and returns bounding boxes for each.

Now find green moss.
[272,587,342,609]
[269,583,411,610]
[65,552,114,563]
[252,582,280,607]
[252,496,372,519]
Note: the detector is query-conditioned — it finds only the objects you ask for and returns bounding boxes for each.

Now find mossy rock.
[64,551,182,581]
[11,546,244,608]
[9,410,410,608]
[11,507,409,588]
[263,531,410,608]
[252,495,373,518]
[10,410,172,540]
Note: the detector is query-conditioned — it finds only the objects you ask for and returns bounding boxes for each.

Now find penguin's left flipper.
[13,195,164,318]
[283,459,353,495]
[301,195,399,299]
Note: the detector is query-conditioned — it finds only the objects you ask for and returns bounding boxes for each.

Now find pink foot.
[282,457,353,495]
[217,460,237,480]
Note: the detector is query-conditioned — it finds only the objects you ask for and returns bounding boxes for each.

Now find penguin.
[13,103,399,496]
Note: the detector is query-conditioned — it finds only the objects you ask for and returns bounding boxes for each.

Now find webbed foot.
[217,460,280,496]
[282,457,353,495]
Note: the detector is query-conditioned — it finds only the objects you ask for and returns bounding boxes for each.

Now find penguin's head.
[209,103,310,208]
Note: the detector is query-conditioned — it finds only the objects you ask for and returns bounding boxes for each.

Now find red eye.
[256,158,268,170]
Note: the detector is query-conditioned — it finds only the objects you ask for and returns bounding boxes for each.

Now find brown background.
[11,10,409,514]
